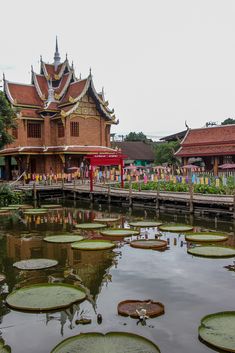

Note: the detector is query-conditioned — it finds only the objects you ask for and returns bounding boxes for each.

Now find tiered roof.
[175,125,235,157]
[4,42,117,124]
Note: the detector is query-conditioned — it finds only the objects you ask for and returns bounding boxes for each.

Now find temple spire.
[54,36,61,70]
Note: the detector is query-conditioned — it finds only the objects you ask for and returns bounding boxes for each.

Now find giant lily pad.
[40,204,62,209]
[0,339,11,353]
[0,274,6,283]
[100,229,140,237]
[0,206,19,211]
[75,223,106,230]
[185,232,229,243]
[199,311,235,352]
[93,218,119,223]
[44,235,83,243]
[159,224,193,232]
[23,208,48,215]
[13,259,58,270]
[118,299,165,318]
[8,204,33,209]
[6,283,86,311]
[188,246,235,258]
[129,221,162,228]
[130,239,167,250]
[51,332,161,353]
[72,240,116,251]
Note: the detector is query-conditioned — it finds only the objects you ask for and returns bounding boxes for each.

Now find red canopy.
[219,163,235,169]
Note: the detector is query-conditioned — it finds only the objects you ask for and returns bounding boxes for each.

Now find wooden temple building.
[175,125,235,175]
[2,39,119,179]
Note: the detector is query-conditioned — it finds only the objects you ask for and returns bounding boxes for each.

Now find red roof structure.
[1,39,120,179]
[175,125,235,175]
[175,125,235,157]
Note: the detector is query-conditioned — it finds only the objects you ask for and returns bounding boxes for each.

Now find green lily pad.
[6,283,86,312]
[199,311,235,352]
[44,235,83,243]
[51,332,161,353]
[130,239,167,250]
[8,204,33,209]
[40,204,62,209]
[0,206,19,211]
[185,232,229,243]
[129,221,162,228]
[72,240,116,250]
[23,208,48,215]
[0,339,11,353]
[75,223,106,230]
[100,229,140,237]
[0,274,6,283]
[13,259,58,270]
[93,218,119,223]
[159,224,193,232]
[188,246,235,258]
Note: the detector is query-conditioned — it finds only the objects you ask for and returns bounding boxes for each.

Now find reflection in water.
[0,204,235,352]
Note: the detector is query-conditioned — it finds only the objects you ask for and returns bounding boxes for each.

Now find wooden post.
[156,181,160,210]
[120,159,124,188]
[73,178,76,200]
[129,180,132,207]
[213,156,219,176]
[33,182,37,201]
[108,185,111,204]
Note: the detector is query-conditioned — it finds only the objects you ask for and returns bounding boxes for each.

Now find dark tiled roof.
[114,141,155,161]
[160,130,187,142]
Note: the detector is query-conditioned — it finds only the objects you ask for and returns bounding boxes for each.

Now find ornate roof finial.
[89,67,92,76]
[54,36,61,70]
[40,55,42,62]
[79,73,81,80]
[66,53,68,60]
[71,61,74,69]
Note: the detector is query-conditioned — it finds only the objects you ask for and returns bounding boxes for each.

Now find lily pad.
[51,332,161,353]
[75,223,106,230]
[8,204,33,209]
[118,299,165,318]
[72,240,116,251]
[40,204,63,209]
[6,283,86,312]
[23,208,48,215]
[0,206,19,211]
[100,229,140,237]
[93,218,119,223]
[199,311,235,352]
[0,339,11,353]
[159,224,193,232]
[188,246,235,258]
[130,239,167,250]
[129,221,162,228]
[13,259,58,270]
[44,235,83,243]
[0,274,6,283]
[185,232,229,243]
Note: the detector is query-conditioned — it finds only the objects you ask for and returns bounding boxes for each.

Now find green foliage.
[0,184,23,206]
[0,91,17,148]
[154,141,180,165]
[124,131,147,141]
[221,118,235,125]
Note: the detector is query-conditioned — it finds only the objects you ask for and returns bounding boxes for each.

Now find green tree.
[154,141,180,165]
[221,118,235,125]
[125,131,147,141]
[0,91,17,148]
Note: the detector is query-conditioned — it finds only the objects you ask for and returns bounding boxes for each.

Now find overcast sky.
[1,0,235,139]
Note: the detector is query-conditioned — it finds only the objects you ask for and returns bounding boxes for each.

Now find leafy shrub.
[0,184,24,206]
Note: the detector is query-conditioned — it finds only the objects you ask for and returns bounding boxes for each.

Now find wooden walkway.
[14,182,235,217]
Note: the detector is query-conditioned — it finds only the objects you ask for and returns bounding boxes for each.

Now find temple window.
[58,122,64,137]
[12,127,18,139]
[70,122,79,137]
[27,122,41,138]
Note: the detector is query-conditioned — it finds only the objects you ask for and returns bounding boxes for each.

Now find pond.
[0,200,234,353]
